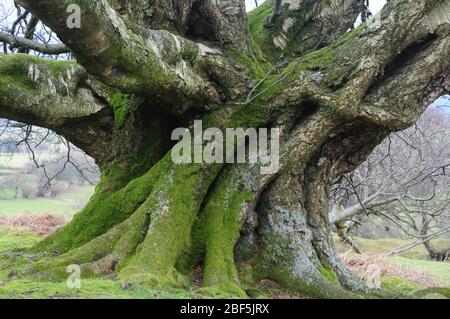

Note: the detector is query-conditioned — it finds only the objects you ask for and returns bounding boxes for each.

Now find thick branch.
[330,196,399,224]
[0,31,69,55]
[16,0,250,115]
[106,0,253,54]
[0,54,113,162]
[263,0,449,132]
[249,0,364,61]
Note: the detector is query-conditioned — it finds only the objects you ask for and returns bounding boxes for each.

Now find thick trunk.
[1,0,449,298]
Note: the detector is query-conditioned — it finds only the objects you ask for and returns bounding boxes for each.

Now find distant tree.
[330,109,450,260]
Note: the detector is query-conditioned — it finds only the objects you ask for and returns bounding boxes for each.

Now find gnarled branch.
[0,53,113,162]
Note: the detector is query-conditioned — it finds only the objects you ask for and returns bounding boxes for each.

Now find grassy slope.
[336,236,450,259]
[386,257,450,286]
[0,186,95,218]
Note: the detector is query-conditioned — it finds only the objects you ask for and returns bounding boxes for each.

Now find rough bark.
[249,0,365,62]
[0,0,449,298]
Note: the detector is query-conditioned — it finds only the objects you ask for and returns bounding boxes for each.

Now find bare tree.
[330,109,450,260]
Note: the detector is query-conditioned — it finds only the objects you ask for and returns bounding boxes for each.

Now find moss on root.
[117,162,223,286]
[34,154,173,254]
[180,165,256,296]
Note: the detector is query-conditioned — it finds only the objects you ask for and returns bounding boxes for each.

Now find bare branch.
[0,30,69,54]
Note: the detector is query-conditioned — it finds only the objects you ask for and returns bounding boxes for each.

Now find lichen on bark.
[0,0,449,299]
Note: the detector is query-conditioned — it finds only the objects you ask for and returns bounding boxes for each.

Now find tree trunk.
[1,0,449,298]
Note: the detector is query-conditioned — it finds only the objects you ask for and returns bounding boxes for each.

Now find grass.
[381,276,424,295]
[0,185,95,219]
[0,199,74,218]
[336,236,450,260]
[386,257,450,286]
[0,277,202,299]
[0,227,40,252]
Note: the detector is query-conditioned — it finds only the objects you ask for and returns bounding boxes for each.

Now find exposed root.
[117,162,223,283]
[34,154,173,254]
[186,164,261,296]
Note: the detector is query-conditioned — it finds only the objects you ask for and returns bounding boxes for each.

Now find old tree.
[0,0,449,298]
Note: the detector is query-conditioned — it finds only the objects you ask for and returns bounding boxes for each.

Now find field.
[0,152,95,218]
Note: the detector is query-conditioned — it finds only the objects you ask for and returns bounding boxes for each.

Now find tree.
[330,108,450,260]
[0,0,448,298]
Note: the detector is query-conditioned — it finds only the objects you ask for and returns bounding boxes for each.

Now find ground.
[0,226,448,299]
[0,153,448,299]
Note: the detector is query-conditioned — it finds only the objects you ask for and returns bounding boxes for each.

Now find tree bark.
[0,0,449,298]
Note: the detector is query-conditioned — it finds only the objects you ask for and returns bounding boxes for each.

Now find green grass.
[0,199,74,218]
[381,276,449,299]
[0,185,95,219]
[0,227,40,252]
[0,277,204,299]
[381,276,424,295]
[386,257,450,286]
[336,236,450,260]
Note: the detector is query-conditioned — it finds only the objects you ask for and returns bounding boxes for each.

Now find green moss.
[0,54,37,91]
[118,162,223,284]
[182,165,254,295]
[229,49,270,81]
[197,286,247,298]
[108,92,132,128]
[229,105,266,128]
[0,227,41,253]
[381,276,423,295]
[253,260,357,299]
[0,54,76,91]
[119,267,191,290]
[247,1,283,62]
[415,287,450,299]
[34,154,173,254]
[318,265,338,284]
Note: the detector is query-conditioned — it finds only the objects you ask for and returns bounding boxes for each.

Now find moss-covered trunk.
[0,0,448,299]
